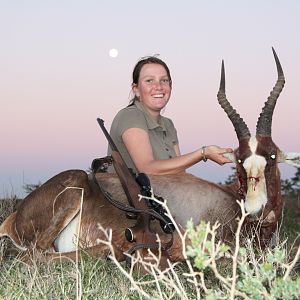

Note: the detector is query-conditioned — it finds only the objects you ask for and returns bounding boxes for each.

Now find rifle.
[96,118,170,268]
[97,118,138,209]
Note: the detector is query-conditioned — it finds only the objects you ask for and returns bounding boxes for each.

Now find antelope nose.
[255,207,263,218]
[248,206,263,222]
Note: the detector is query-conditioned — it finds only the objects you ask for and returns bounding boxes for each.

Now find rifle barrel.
[97,118,118,152]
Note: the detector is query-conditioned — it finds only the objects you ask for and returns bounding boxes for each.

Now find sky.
[1,0,300,198]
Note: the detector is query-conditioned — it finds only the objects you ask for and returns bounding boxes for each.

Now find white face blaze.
[242,137,268,214]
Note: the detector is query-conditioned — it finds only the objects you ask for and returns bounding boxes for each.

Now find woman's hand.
[204,145,233,165]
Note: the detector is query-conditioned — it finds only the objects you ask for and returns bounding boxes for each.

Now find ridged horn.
[256,48,285,136]
[217,60,250,141]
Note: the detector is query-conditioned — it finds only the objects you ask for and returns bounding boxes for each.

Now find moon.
[109,48,119,58]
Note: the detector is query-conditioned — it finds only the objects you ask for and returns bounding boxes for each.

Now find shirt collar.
[134,101,166,131]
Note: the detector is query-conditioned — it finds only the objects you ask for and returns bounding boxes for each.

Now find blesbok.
[1,49,299,264]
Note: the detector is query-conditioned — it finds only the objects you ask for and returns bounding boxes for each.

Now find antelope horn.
[217,60,250,141]
[256,48,285,136]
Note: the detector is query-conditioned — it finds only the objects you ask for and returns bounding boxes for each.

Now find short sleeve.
[110,107,148,140]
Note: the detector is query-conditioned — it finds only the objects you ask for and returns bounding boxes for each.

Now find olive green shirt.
[108,101,179,174]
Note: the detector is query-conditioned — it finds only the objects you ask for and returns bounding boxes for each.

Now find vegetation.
[22,182,42,195]
[0,168,299,299]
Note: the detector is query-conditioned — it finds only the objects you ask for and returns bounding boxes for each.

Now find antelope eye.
[270,154,276,160]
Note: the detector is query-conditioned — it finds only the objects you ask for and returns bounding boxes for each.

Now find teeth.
[153,94,164,98]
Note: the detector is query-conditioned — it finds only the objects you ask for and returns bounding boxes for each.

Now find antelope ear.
[279,152,300,167]
[223,152,236,163]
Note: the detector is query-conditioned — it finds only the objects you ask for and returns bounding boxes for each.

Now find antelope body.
[1,49,299,262]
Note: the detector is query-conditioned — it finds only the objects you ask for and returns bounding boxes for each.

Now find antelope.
[0,49,299,263]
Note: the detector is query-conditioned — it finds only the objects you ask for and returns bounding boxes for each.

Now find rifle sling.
[90,172,173,252]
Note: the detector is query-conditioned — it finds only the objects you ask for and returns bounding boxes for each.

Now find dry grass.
[0,193,299,299]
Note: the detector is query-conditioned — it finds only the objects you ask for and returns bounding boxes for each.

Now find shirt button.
[165,148,169,151]
[168,155,172,158]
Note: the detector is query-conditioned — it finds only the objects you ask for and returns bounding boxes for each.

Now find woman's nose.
[153,81,163,89]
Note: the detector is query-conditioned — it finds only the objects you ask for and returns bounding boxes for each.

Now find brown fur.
[0,170,241,263]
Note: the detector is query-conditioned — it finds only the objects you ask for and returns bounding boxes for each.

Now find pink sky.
[1,1,300,197]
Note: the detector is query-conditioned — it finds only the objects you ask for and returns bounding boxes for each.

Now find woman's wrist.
[201,146,208,162]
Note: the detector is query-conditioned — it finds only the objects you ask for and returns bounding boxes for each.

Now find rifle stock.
[111,151,146,209]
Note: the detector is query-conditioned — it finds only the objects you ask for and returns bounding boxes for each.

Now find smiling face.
[132,63,171,115]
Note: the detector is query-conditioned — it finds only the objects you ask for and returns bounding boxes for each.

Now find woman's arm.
[122,127,232,175]
[174,144,181,156]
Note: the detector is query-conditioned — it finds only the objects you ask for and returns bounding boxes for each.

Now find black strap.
[90,172,174,251]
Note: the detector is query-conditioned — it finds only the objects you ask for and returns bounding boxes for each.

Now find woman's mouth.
[152,94,164,98]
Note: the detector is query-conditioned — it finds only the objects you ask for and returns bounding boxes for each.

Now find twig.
[229,200,248,300]
[283,244,300,279]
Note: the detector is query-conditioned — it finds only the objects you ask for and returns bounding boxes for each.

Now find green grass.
[281,195,300,244]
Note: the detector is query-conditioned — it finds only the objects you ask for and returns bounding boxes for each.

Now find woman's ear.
[132,83,139,98]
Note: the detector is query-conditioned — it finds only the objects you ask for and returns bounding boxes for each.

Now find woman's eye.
[145,79,153,83]
[238,159,242,164]
[270,154,276,160]
[161,78,170,84]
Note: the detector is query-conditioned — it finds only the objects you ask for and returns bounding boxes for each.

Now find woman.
[108,56,232,175]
